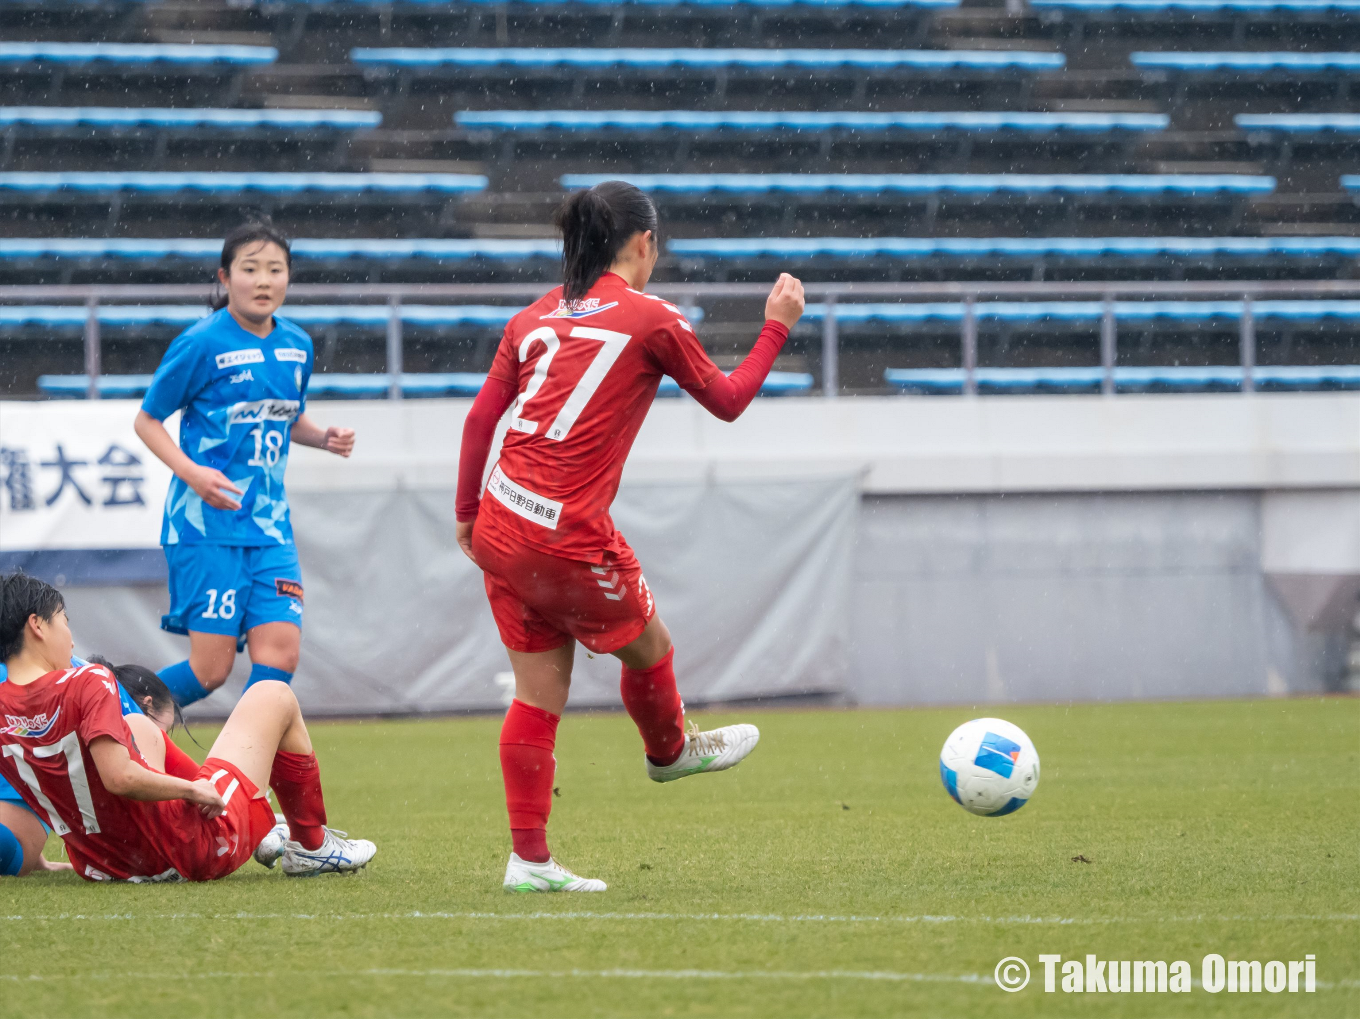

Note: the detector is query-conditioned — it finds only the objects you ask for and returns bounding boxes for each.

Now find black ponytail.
[86,655,186,733]
[210,218,292,312]
[553,181,658,302]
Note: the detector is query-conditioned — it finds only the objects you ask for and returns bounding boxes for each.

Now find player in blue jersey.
[133,221,355,708]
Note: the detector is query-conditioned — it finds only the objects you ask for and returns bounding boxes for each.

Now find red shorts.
[473,523,656,655]
[159,757,276,882]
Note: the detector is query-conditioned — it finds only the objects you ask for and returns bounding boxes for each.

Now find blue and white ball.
[939,718,1040,817]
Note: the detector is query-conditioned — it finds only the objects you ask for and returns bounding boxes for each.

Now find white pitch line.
[3,911,1356,925]
[2,967,992,985]
[2,969,1355,989]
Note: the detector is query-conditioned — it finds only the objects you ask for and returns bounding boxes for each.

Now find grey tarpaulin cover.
[150,473,856,715]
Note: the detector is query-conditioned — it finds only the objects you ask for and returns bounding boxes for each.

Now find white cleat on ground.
[280,827,377,877]
[646,721,761,783]
[503,853,607,893]
[254,813,289,869]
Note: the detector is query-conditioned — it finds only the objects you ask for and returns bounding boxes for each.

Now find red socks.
[620,647,686,767]
[270,750,327,851]
[161,738,200,781]
[500,699,560,863]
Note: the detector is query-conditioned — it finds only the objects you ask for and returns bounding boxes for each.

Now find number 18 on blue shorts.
[162,543,305,639]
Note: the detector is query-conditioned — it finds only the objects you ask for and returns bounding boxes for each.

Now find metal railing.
[5,278,1360,399]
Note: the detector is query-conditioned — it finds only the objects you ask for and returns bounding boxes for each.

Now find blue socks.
[245,663,293,691]
[159,660,292,704]
[158,660,209,708]
[0,822,23,876]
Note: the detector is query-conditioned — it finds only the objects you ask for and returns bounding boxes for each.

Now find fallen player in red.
[0,571,375,882]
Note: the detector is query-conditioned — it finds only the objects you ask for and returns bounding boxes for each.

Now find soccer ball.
[938,718,1040,817]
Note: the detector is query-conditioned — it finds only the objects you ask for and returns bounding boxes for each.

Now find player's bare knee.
[189,651,235,690]
[241,677,302,718]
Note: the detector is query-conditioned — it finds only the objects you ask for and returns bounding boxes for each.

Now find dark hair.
[553,181,658,302]
[86,655,182,729]
[0,572,65,663]
[210,219,292,312]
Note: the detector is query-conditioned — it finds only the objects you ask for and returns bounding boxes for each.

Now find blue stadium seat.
[1237,113,1360,133]
[0,172,488,193]
[1131,51,1360,71]
[0,43,278,66]
[883,365,1360,393]
[1,303,701,328]
[0,305,516,328]
[805,299,1360,322]
[0,107,382,130]
[656,371,814,396]
[0,238,561,260]
[310,0,958,5]
[457,110,1167,132]
[0,305,206,327]
[306,373,489,398]
[36,373,489,399]
[562,173,1275,194]
[666,235,1360,259]
[36,374,156,399]
[353,47,1066,70]
[38,366,790,400]
[1033,0,1360,10]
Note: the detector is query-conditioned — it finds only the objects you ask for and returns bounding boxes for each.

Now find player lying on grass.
[0,571,375,882]
[0,653,184,877]
[455,180,805,893]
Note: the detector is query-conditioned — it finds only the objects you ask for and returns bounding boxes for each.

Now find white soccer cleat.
[646,721,761,783]
[280,828,377,877]
[503,853,607,893]
[253,813,289,869]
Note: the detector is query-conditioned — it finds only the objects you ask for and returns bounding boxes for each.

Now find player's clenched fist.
[765,273,805,329]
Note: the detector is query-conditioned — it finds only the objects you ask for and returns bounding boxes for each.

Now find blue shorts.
[161,542,304,639]
[1,768,45,833]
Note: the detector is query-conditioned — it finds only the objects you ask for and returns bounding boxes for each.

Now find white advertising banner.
[0,400,174,582]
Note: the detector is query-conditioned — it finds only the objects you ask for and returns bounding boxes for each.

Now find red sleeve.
[686,320,790,423]
[73,666,134,749]
[487,328,519,385]
[161,738,200,781]
[646,310,722,392]
[456,376,518,521]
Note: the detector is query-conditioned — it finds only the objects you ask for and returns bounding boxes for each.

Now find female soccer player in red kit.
[455,180,805,892]
[0,571,376,882]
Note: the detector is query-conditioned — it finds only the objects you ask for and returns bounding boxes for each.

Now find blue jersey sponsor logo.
[974,731,1022,778]
[141,308,313,547]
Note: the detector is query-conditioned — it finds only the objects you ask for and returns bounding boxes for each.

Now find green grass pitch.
[2,698,1356,1018]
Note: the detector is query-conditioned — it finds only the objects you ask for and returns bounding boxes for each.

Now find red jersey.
[480,272,721,562]
[0,663,176,881]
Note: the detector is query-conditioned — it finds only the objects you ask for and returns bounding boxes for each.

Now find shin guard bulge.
[620,647,686,766]
[270,751,327,851]
[499,699,560,863]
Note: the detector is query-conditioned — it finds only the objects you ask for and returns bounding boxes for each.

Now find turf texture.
[1,698,1356,1018]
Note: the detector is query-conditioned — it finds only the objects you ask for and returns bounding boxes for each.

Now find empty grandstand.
[1,0,1358,395]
